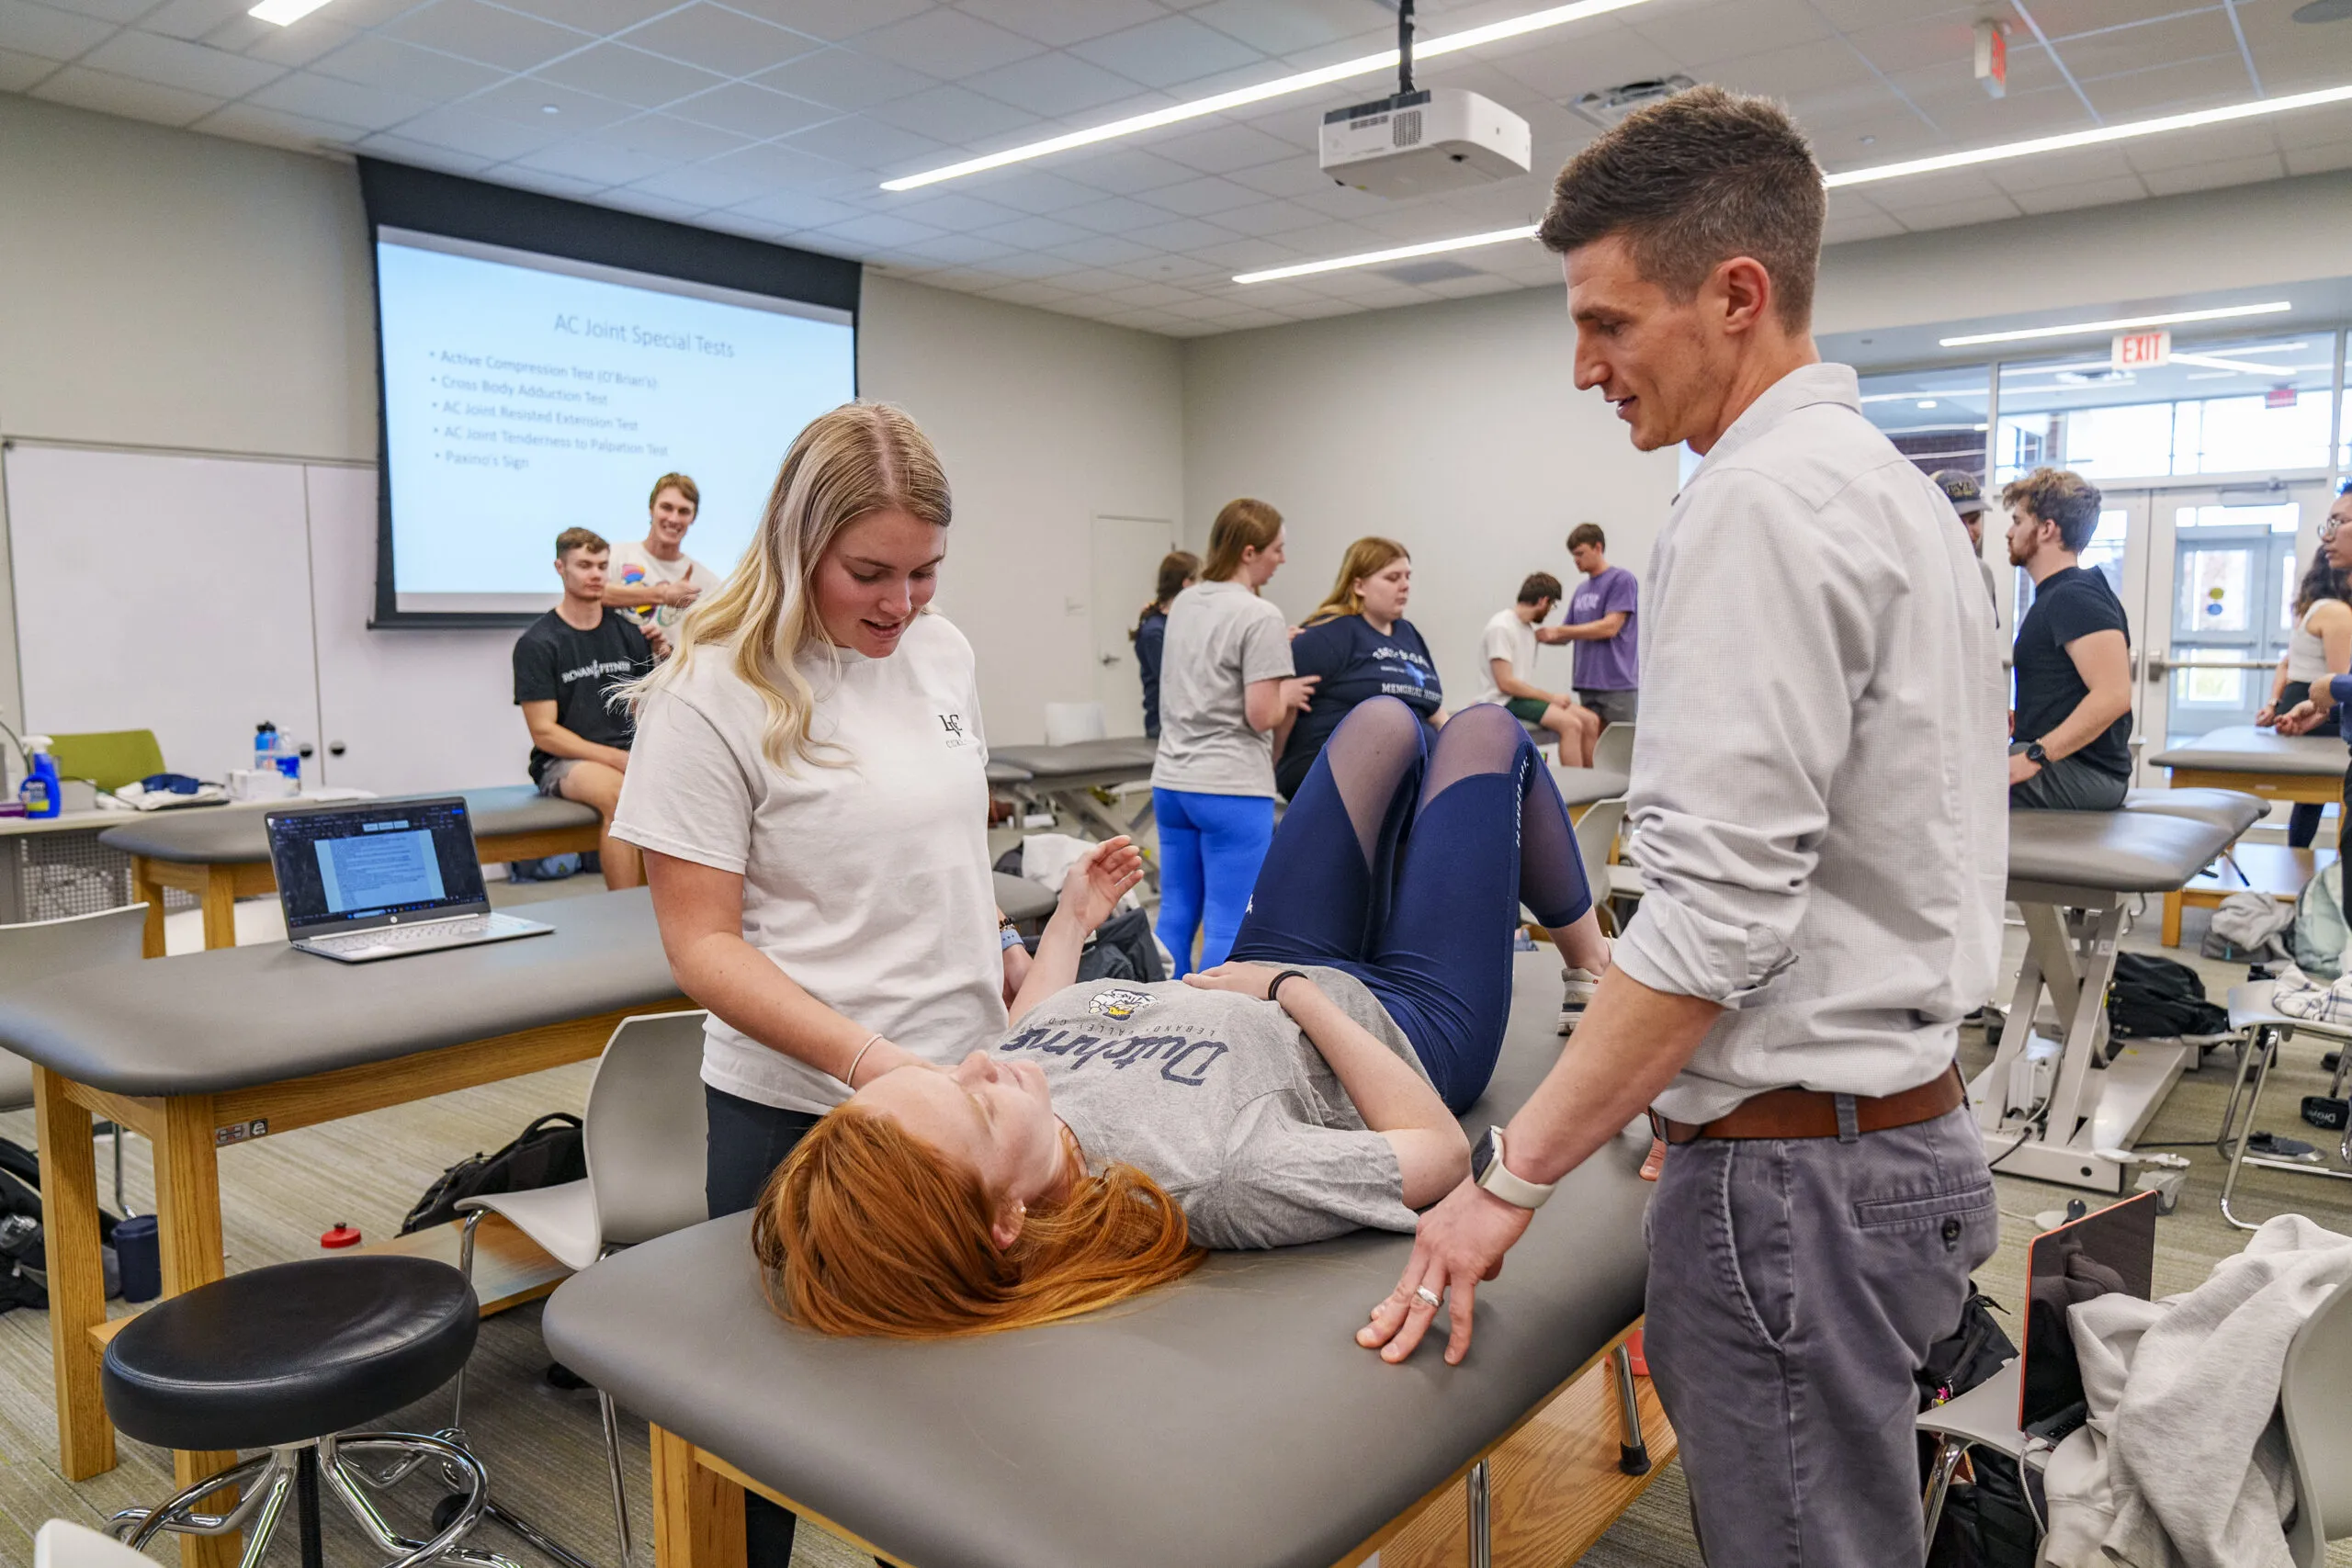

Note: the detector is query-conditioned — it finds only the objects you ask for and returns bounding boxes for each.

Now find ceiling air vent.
[1568,74,1699,130]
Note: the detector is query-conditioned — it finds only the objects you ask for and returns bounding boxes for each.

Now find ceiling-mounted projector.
[1319,87,1532,197]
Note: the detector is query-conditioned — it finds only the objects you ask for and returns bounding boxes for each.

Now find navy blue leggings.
[1228,699,1592,1112]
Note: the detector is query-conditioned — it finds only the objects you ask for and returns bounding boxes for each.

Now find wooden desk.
[104,788,600,954]
[0,890,681,1568]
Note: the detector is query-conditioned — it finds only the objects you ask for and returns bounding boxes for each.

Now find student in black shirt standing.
[1278,536,1446,799]
[2003,468,2132,810]
[513,526,663,887]
[1133,549,1198,739]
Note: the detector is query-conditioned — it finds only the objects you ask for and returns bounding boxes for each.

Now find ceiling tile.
[141,0,255,42]
[886,188,1023,231]
[1982,142,2138,193]
[780,110,943,166]
[483,164,609,200]
[854,7,1042,78]
[529,42,724,108]
[815,210,944,245]
[311,33,503,96]
[2137,149,2286,197]
[2282,141,2352,177]
[0,41,55,88]
[1223,154,1339,198]
[597,108,752,158]
[865,79,1038,141]
[888,230,1019,265]
[219,16,361,67]
[716,183,864,228]
[2008,172,2150,214]
[1046,232,1157,265]
[619,161,781,208]
[503,137,673,184]
[394,102,576,159]
[1627,0,1832,69]
[698,134,854,186]
[1047,144,1198,192]
[1887,192,2025,230]
[1066,12,1260,88]
[665,79,833,137]
[352,129,494,172]
[1123,213,1237,250]
[964,166,1102,211]
[958,47,1148,115]
[1148,118,1298,173]
[1207,197,1331,236]
[2056,10,2239,83]
[599,186,710,220]
[244,65,435,128]
[1133,172,1261,215]
[78,24,286,96]
[493,0,684,37]
[31,62,221,124]
[2077,54,2252,117]
[723,0,933,43]
[958,0,1164,49]
[1055,192,1180,231]
[1181,0,1382,56]
[469,74,640,131]
[382,0,592,72]
[751,43,934,110]
[627,6,824,77]
[73,0,185,18]
[1821,209,1908,243]
[968,210,1089,246]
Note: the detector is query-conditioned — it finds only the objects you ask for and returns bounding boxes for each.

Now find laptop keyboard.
[308,916,494,953]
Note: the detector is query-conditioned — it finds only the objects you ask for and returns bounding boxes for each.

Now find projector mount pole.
[1396,0,1416,93]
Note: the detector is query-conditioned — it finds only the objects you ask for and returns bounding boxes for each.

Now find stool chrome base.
[109,1431,517,1568]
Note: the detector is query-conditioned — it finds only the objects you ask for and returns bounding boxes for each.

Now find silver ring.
[1414,1285,1443,1310]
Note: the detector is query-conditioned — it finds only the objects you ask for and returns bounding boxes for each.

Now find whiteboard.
[4,446,323,784]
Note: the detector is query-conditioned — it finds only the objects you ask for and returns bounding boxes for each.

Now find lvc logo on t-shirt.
[938,712,970,749]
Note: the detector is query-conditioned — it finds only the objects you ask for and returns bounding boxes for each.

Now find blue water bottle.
[254,721,277,775]
[19,737,60,818]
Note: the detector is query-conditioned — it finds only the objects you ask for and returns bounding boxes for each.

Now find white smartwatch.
[1472,1126,1555,1211]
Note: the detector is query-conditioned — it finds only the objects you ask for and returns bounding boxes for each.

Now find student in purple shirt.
[1537,523,1639,726]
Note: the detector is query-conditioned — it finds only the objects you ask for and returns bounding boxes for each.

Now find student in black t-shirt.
[1277,537,1446,799]
[513,526,662,888]
[1133,549,1198,739]
[2002,468,2132,810]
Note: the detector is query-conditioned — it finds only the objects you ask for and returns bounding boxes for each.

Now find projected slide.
[314,826,446,914]
[377,229,855,613]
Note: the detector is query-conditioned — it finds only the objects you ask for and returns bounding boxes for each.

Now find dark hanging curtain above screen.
[356,158,862,628]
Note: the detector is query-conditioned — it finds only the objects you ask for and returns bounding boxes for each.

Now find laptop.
[266,796,553,963]
[2017,1190,2159,1444]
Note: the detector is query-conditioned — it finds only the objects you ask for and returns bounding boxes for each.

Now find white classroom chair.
[2283,1274,2352,1565]
[1575,797,1625,937]
[448,1009,711,1568]
[0,905,150,1213]
[1592,720,1635,778]
[36,1519,159,1567]
[1044,701,1109,746]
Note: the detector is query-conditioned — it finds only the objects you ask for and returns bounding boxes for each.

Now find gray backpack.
[2291,861,2348,981]
[2206,889,2296,962]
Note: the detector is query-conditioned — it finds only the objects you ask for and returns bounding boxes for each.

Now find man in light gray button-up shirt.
[1363,88,2007,1567]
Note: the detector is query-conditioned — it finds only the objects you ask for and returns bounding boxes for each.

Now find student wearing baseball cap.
[1931,469,1999,610]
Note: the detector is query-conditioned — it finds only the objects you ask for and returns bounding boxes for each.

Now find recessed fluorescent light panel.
[879,0,1655,192]
[1234,225,1539,285]
[248,0,334,22]
[1939,302,2291,348]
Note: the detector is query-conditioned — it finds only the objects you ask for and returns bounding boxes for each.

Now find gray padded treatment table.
[983,759,1033,787]
[1979,805,2243,1193]
[545,946,1652,1568]
[2120,787,2266,836]
[2150,724,2346,782]
[0,886,677,1098]
[989,739,1160,857]
[989,871,1056,926]
[96,784,597,864]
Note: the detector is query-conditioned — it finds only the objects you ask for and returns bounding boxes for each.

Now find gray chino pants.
[1643,1103,1998,1568]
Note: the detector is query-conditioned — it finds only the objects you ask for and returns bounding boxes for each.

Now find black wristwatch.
[2024,740,2050,766]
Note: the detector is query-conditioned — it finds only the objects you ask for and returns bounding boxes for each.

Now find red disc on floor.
[320,1223,362,1249]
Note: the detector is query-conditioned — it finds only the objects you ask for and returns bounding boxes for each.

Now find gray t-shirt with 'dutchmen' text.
[1150,579,1295,797]
[999,969,1425,1249]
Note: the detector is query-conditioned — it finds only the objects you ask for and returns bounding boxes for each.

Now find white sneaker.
[1559,966,1600,1034]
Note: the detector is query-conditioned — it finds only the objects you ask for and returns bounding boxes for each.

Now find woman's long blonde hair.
[1304,536,1408,627]
[754,1108,1204,1338]
[622,402,950,770]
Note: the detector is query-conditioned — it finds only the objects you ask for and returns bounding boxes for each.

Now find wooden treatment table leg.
[132,857,169,959]
[653,1427,746,1568]
[2163,889,2184,948]
[198,866,238,952]
[35,1066,116,1479]
[153,1094,238,1568]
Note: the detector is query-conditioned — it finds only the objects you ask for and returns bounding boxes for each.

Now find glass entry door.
[2137,487,2334,753]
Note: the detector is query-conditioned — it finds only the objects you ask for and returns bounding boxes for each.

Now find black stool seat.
[103,1257,478,1451]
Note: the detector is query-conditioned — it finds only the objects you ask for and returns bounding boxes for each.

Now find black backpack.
[401,1113,586,1235]
[0,1134,119,1313]
[2107,952,2228,1042]
[1919,1287,2038,1568]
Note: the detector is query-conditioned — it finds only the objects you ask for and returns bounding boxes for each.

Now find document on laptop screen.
[313,823,447,914]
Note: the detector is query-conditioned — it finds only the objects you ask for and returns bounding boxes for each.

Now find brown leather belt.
[1659,1064,1965,1145]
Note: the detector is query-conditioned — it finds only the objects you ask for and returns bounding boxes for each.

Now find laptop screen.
[2019,1190,2158,1435]
[267,797,486,934]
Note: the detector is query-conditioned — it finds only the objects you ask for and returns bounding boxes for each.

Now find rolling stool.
[101,1256,511,1567]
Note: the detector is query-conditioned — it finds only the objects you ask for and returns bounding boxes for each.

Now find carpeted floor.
[4,876,2350,1566]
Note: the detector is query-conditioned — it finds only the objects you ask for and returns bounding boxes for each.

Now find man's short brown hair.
[648,472,699,511]
[2000,468,2104,555]
[555,526,609,559]
[1538,85,1825,332]
[1566,523,1607,552]
[1518,571,1564,608]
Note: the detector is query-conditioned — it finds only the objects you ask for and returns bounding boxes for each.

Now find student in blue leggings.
[1150,498,1317,974]
[763,697,1616,1337]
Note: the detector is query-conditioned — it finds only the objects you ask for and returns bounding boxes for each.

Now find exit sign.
[2113,330,2170,369]
[1974,20,2007,99]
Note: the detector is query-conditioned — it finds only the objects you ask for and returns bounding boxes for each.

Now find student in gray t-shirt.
[1149,499,1317,976]
[753,699,1613,1338]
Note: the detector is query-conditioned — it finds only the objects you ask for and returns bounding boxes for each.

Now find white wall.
[860,273,1184,746]
[1182,290,1681,709]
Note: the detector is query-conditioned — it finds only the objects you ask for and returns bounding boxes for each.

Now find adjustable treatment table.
[0,886,685,1564]
[545,947,1668,1568]
[98,785,602,956]
[1974,804,2249,1193]
[988,738,1159,847]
